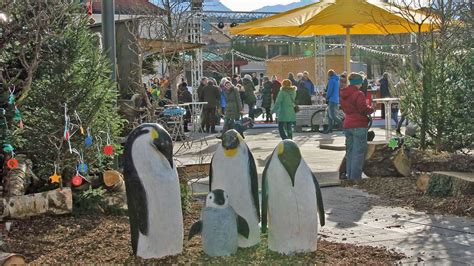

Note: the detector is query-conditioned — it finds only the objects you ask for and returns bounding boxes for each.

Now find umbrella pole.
[345,26,351,74]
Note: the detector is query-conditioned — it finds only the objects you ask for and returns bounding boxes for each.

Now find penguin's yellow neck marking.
[224,148,238,157]
[151,129,159,140]
[277,143,284,155]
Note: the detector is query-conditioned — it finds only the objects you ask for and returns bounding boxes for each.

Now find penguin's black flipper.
[209,154,214,192]
[247,148,260,221]
[188,220,202,240]
[311,173,326,227]
[237,215,250,239]
[123,126,150,255]
[261,151,273,233]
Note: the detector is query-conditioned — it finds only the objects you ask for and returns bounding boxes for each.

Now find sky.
[220,0,298,11]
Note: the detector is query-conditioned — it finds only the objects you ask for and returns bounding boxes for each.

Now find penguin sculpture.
[188,189,249,257]
[209,129,260,248]
[261,139,325,255]
[123,123,183,259]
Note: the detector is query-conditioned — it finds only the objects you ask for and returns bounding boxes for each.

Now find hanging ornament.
[85,127,93,147]
[3,144,14,153]
[74,111,85,135]
[388,138,399,150]
[103,127,113,156]
[13,106,22,122]
[71,173,84,187]
[8,86,15,105]
[49,164,62,184]
[7,157,18,169]
[77,162,88,174]
[103,145,114,156]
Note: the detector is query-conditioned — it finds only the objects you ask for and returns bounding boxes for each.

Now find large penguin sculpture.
[123,123,183,259]
[209,129,260,248]
[188,189,250,257]
[261,139,325,255]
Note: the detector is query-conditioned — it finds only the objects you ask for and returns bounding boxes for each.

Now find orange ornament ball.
[71,175,83,187]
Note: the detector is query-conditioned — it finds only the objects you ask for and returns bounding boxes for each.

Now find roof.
[91,0,164,15]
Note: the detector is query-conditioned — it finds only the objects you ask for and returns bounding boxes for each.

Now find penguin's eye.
[210,196,213,199]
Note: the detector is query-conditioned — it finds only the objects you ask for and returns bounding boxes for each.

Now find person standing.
[261,76,273,123]
[272,79,297,140]
[222,80,243,133]
[303,71,316,95]
[288,72,297,86]
[339,72,348,89]
[271,75,281,103]
[340,73,374,180]
[378,72,391,119]
[323,70,340,134]
[178,82,192,132]
[359,72,372,105]
[200,79,221,133]
[197,77,208,102]
[252,73,259,87]
[242,74,257,120]
[219,77,228,115]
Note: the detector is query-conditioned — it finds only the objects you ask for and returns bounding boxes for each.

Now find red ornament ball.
[71,175,83,187]
[103,145,114,156]
[7,158,18,169]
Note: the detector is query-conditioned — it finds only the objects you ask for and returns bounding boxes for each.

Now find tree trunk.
[411,150,474,172]
[1,188,72,220]
[0,252,25,265]
[363,141,412,177]
[426,171,474,197]
[3,154,34,197]
[103,170,125,192]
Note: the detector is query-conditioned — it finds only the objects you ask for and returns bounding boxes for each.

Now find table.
[372,98,400,140]
[185,101,207,133]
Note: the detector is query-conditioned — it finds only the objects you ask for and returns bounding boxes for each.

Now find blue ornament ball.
[77,163,88,174]
[85,136,93,147]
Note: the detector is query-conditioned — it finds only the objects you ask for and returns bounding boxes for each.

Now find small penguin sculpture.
[189,189,250,257]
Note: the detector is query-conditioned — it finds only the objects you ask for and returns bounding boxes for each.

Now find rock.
[416,173,431,193]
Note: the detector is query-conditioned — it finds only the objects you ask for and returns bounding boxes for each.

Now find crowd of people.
[146,70,403,181]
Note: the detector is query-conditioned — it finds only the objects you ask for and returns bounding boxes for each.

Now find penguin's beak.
[277,141,301,187]
[152,129,173,168]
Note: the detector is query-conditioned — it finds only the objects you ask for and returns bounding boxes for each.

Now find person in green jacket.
[261,76,273,122]
[242,74,257,119]
[272,79,297,140]
[223,80,243,133]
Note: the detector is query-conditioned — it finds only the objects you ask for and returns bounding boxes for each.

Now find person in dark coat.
[303,71,316,95]
[178,82,193,132]
[261,76,273,123]
[252,72,259,87]
[197,77,208,102]
[200,79,221,133]
[271,75,281,103]
[295,82,312,105]
[288,72,297,86]
[378,72,391,119]
[222,80,243,133]
[340,73,374,180]
[242,74,257,119]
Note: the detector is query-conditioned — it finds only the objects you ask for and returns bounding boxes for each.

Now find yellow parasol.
[229,0,435,73]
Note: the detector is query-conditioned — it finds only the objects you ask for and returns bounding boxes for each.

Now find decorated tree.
[1,1,123,188]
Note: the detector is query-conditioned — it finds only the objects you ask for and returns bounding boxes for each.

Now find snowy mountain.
[253,0,317,12]
[203,0,231,11]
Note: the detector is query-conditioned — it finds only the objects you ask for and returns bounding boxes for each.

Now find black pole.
[102,0,116,81]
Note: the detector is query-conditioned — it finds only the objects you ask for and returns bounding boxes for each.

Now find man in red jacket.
[340,73,375,180]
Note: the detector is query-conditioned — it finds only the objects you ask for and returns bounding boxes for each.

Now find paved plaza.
[177,126,473,265]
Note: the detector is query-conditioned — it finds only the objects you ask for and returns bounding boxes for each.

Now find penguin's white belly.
[132,143,183,259]
[267,160,318,255]
[211,147,260,247]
